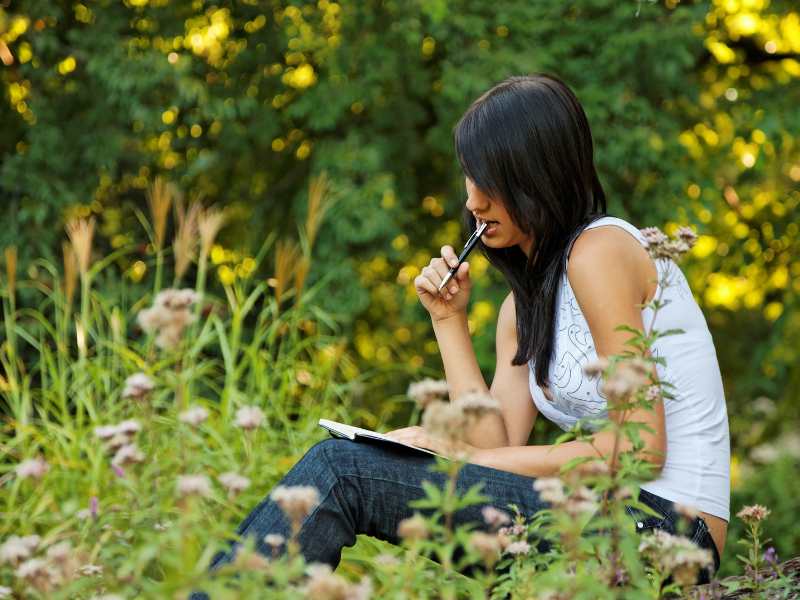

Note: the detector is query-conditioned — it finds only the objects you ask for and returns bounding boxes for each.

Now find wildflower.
[173,201,201,282]
[76,498,98,521]
[505,541,531,556]
[176,474,213,498]
[137,288,199,350]
[349,576,373,600]
[94,424,120,440]
[136,305,172,333]
[94,420,141,459]
[397,513,429,542]
[455,390,502,420]
[764,546,778,566]
[421,400,469,444]
[640,227,668,248]
[112,464,125,478]
[481,506,511,530]
[78,563,103,576]
[264,533,285,548]
[198,205,228,260]
[45,541,83,584]
[0,535,40,565]
[270,485,320,526]
[147,176,175,252]
[533,477,567,505]
[736,504,770,524]
[179,405,210,427]
[111,444,145,467]
[468,531,503,567]
[498,523,526,538]
[235,405,265,430]
[155,288,199,310]
[15,457,49,480]
[407,378,449,409]
[218,472,251,495]
[65,216,96,277]
[232,548,270,571]
[154,521,171,531]
[638,530,713,586]
[122,372,155,399]
[675,503,700,520]
[582,357,609,378]
[645,384,662,403]
[117,419,142,436]
[274,239,301,304]
[15,558,57,592]
[675,226,698,247]
[45,541,73,562]
[303,563,371,600]
[0,586,11,599]
[602,358,651,401]
[565,485,598,517]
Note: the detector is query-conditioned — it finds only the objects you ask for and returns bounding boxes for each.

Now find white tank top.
[528,215,731,521]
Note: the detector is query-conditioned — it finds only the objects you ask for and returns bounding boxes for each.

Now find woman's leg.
[206,437,547,573]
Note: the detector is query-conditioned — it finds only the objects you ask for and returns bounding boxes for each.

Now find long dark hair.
[454,73,607,387]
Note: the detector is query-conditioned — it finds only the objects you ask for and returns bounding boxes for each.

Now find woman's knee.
[303,437,378,470]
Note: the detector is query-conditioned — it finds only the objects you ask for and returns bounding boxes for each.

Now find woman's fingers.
[441,245,459,269]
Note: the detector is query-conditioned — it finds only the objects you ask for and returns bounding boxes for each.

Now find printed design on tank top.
[546,274,608,420]
[533,220,689,425]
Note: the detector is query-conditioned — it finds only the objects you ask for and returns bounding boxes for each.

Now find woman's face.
[464,177,534,257]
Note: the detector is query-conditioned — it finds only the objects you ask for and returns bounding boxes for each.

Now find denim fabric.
[625,487,721,584]
[189,437,720,599]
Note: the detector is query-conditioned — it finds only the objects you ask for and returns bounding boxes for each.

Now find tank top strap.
[566,215,648,263]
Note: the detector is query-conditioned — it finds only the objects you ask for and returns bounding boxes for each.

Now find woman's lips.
[476,217,499,234]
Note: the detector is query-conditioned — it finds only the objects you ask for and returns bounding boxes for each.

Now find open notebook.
[318,419,447,459]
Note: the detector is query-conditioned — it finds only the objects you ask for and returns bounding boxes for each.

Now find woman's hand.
[414,245,472,322]
[384,426,479,460]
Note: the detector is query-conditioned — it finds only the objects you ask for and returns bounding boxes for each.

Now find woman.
[195,73,729,591]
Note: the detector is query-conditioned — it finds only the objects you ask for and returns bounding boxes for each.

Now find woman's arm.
[471,227,666,478]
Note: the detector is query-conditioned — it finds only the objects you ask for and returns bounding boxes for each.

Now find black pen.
[438,221,489,292]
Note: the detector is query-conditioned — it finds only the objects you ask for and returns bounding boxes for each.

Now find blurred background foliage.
[1,0,798,516]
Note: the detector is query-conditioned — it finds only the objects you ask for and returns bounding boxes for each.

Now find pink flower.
[15,457,49,480]
[235,405,265,430]
[505,541,531,556]
[0,535,40,565]
[533,477,566,505]
[263,533,285,548]
[270,485,320,525]
[468,531,503,567]
[736,504,770,523]
[481,506,511,530]
[218,472,251,495]
[137,288,199,350]
[179,405,210,427]
[582,357,610,378]
[177,474,212,498]
[407,378,449,409]
[122,372,155,399]
[111,444,145,467]
[396,513,429,541]
[78,563,103,576]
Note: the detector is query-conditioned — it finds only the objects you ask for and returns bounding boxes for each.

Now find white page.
[318,419,446,458]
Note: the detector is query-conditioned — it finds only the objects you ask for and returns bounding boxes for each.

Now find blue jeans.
[189,437,719,598]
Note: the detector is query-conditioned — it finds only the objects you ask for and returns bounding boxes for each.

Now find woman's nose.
[464,194,488,213]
